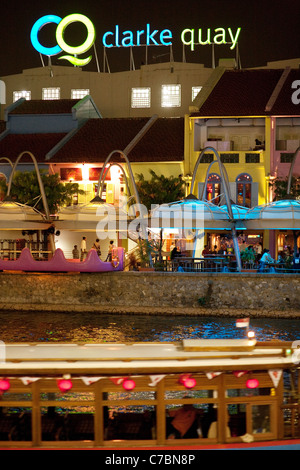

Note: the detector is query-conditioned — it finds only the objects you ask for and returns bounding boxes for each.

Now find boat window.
[104,405,156,441]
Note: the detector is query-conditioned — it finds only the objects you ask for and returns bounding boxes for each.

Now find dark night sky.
[0,0,299,77]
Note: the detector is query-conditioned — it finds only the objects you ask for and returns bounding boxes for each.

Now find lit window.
[236,173,252,208]
[161,84,181,107]
[131,87,151,108]
[71,89,90,99]
[206,173,221,205]
[13,90,31,102]
[42,87,60,100]
[192,86,202,101]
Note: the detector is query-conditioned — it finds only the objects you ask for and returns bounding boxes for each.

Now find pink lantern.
[57,378,73,392]
[0,378,10,392]
[246,378,259,389]
[178,374,190,385]
[183,377,197,389]
[122,378,136,391]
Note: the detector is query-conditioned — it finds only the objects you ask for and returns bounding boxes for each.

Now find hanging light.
[0,378,10,392]
[246,378,259,389]
[122,378,136,391]
[178,374,197,389]
[183,377,197,389]
[57,375,73,392]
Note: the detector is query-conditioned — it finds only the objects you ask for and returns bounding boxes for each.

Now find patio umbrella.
[150,195,233,231]
[55,201,133,232]
[245,200,300,230]
[0,200,51,230]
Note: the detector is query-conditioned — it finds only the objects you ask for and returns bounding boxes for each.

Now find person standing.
[106,240,115,261]
[92,238,101,257]
[72,245,79,259]
[80,236,87,261]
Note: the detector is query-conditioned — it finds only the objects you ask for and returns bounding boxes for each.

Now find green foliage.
[270,176,300,201]
[135,169,185,210]
[0,170,85,214]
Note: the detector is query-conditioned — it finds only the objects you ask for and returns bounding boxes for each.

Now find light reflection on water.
[0,311,299,343]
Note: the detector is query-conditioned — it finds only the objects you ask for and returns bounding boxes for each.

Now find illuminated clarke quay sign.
[30,14,241,67]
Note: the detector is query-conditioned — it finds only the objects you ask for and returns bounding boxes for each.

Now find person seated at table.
[171,245,181,260]
[276,251,286,265]
[257,249,274,272]
[293,252,300,271]
[167,404,199,439]
[201,245,210,257]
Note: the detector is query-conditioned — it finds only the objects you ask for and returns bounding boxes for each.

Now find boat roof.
[0,339,295,376]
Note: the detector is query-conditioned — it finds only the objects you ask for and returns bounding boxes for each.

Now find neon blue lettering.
[160,29,172,46]
[122,30,134,47]
[102,31,114,47]
[136,30,145,46]
[146,24,159,45]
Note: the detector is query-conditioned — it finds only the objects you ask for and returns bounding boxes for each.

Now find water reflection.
[0,311,299,343]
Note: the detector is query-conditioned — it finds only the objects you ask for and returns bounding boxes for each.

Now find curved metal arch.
[190,147,233,219]
[94,149,141,208]
[287,146,300,195]
[98,162,132,201]
[7,151,50,220]
[189,146,242,271]
[0,157,13,167]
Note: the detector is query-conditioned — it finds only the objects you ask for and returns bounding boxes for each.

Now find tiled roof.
[49,117,184,163]
[268,69,300,115]
[191,69,300,117]
[0,133,67,162]
[8,99,79,115]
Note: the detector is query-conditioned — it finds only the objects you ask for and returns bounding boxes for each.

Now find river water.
[0,310,299,343]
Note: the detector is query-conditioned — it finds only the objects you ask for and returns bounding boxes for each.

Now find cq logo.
[30,14,96,66]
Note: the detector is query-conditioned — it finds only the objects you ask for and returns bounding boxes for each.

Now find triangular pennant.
[233,371,248,378]
[20,377,40,385]
[148,375,166,386]
[268,369,282,388]
[206,372,222,380]
[110,377,125,385]
[80,376,104,386]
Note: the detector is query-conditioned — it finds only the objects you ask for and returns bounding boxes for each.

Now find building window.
[161,84,181,107]
[280,153,294,163]
[131,87,151,108]
[13,91,31,102]
[236,173,252,208]
[42,87,60,100]
[201,153,214,163]
[206,173,221,205]
[192,86,202,101]
[245,153,260,164]
[220,153,239,163]
[71,89,90,99]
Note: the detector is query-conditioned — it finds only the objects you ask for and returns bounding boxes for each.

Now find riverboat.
[0,337,299,448]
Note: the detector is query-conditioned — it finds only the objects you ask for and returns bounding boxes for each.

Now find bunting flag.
[268,369,282,388]
[236,318,250,328]
[110,377,125,385]
[206,372,222,380]
[233,371,248,378]
[80,377,104,386]
[20,377,40,385]
[148,375,166,387]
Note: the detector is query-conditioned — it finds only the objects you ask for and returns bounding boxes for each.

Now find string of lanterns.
[0,369,283,394]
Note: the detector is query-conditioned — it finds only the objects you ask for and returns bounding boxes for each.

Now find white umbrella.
[245,199,300,230]
[55,201,132,232]
[150,195,232,230]
[0,200,50,230]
